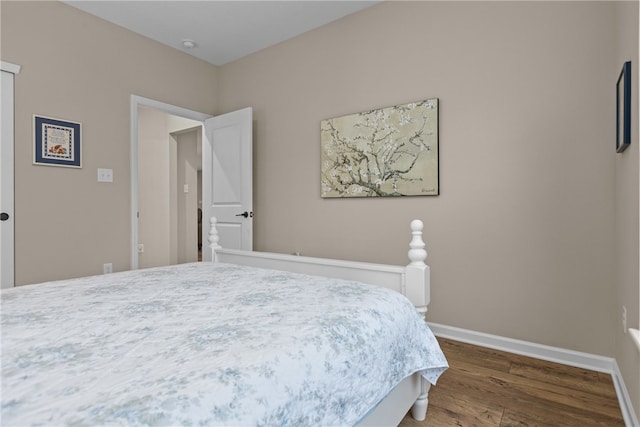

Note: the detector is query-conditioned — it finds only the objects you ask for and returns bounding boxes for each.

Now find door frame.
[130,95,211,269]
[1,61,21,289]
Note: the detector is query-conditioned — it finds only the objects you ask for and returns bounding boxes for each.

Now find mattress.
[1,262,447,426]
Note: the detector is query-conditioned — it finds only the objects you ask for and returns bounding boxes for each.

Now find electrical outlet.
[622,306,627,334]
[103,263,113,274]
[138,243,144,253]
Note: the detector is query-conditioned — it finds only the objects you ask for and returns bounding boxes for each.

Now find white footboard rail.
[208,217,431,317]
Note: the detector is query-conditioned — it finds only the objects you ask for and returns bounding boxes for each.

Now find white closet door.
[1,63,19,289]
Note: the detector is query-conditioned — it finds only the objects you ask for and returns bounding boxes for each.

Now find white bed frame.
[208,218,432,427]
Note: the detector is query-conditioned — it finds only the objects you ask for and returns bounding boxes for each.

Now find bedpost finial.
[408,219,427,265]
[209,217,222,252]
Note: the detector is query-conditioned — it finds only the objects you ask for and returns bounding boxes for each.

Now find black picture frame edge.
[616,61,632,154]
[33,114,82,168]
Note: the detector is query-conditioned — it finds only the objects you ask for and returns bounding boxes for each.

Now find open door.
[202,108,253,261]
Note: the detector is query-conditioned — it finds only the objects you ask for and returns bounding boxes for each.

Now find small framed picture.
[616,61,631,153]
[33,115,82,168]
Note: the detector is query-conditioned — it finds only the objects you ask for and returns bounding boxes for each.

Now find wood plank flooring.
[399,338,625,427]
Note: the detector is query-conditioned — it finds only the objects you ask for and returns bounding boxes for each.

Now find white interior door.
[1,63,19,289]
[202,108,253,261]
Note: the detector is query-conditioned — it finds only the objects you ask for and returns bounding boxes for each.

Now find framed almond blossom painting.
[321,99,438,198]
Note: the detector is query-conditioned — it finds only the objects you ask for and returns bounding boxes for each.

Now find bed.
[1,218,447,426]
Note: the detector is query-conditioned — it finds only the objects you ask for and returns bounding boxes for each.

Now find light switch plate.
[98,168,113,183]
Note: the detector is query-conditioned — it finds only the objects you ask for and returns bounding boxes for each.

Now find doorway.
[131,96,254,270]
[137,105,203,269]
[130,96,211,270]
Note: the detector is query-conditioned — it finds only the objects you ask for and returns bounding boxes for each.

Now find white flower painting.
[321,99,439,198]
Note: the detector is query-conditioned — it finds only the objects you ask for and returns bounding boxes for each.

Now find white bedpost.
[405,219,430,319]
[411,380,432,421]
[208,217,222,262]
[405,219,432,422]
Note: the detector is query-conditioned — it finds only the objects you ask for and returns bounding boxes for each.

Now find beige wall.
[614,0,640,416]
[1,1,217,284]
[218,1,619,357]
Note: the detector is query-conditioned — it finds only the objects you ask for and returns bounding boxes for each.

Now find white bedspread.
[1,262,447,426]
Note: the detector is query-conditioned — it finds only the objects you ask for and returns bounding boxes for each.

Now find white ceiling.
[64,1,379,66]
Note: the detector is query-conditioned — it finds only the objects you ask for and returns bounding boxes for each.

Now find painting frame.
[616,61,631,153]
[321,98,439,198]
[33,115,82,168]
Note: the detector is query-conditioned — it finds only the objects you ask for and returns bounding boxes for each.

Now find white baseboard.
[427,322,639,427]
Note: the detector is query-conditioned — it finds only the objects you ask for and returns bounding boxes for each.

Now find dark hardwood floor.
[399,338,625,427]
